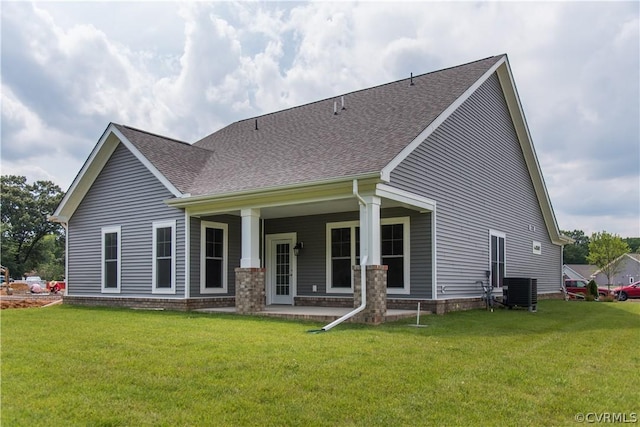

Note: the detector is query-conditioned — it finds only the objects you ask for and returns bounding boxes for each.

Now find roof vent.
[334,101,338,115]
[255,119,258,130]
[410,72,415,86]
[341,95,346,110]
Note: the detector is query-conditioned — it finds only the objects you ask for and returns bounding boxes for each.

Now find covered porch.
[168,178,437,324]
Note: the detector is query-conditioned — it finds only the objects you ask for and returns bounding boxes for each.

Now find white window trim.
[101,225,121,293]
[325,217,411,294]
[489,229,506,289]
[382,217,411,295]
[200,221,228,294]
[152,220,176,294]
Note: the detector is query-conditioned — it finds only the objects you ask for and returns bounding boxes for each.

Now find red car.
[612,281,640,301]
[564,279,610,298]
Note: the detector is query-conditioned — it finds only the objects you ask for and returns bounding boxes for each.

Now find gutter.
[320,180,368,332]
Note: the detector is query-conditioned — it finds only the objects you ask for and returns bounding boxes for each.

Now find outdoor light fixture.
[293,242,304,256]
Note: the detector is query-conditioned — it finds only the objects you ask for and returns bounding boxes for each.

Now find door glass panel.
[275,243,290,296]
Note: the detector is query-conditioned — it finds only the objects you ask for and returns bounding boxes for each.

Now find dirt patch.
[1,285,63,309]
[1,299,59,309]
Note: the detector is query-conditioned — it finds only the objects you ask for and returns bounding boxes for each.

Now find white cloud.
[1,1,638,237]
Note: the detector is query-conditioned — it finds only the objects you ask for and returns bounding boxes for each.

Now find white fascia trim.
[381,56,507,181]
[109,126,183,198]
[495,60,565,246]
[375,183,436,212]
[53,125,119,218]
[53,124,183,220]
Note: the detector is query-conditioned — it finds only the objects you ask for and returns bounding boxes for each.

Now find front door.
[267,234,296,305]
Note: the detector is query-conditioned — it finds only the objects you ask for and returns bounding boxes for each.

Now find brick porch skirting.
[63,296,235,311]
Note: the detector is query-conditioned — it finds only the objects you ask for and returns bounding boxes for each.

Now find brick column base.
[235,268,265,314]
[353,265,388,325]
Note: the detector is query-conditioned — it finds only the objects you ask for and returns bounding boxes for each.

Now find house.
[593,253,640,286]
[50,54,571,323]
[563,264,598,282]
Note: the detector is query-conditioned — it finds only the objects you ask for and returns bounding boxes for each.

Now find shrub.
[587,280,599,298]
[585,294,596,302]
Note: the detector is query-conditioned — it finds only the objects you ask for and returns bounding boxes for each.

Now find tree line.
[562,229,639,265]
[1,175,65,280]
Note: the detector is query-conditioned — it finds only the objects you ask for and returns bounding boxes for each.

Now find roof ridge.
[206,54,503,131]
[117,123,191,146]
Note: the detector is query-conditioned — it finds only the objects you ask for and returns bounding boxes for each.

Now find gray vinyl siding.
[389,73,562,298]
[68,143,185,296]
[189,215,241,297]
[265,207,432,298]
[594,256,640,286]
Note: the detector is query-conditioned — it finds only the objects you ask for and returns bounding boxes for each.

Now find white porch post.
[360,196,381,265]
[240,208,261,268]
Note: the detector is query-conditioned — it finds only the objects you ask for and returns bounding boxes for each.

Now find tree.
[1,175,65,278]
[561,229,590,264]
[587,231,630,293]
[622,237,640,254]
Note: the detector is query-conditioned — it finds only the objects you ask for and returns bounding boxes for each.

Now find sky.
[1,1,639,238]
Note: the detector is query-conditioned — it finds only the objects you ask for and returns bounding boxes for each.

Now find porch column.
[359,196,381,265]
[237,208,264,314]
[240,208,261,268]
[353,195,386,324]
[235,267,265,314]
[353,265,388,325]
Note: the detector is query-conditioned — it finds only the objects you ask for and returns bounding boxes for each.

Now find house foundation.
[235,268,265,314]
[353,265,388,325]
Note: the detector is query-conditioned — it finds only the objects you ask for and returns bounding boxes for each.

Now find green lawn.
[2,300,639,426]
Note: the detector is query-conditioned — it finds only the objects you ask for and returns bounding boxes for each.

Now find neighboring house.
[563,264,598,282]
[593,253,640,286]
[51,54,571,323]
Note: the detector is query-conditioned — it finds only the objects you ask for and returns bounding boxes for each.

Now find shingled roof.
[77,55,504,199]
[113,124,212,194]
[187,55,504,196]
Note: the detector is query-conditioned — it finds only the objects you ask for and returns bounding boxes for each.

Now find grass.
[1,300,639,426]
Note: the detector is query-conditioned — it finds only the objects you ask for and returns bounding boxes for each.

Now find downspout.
[320,180,368,331]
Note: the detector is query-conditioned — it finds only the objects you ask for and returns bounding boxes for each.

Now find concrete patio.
[194,305,420,324]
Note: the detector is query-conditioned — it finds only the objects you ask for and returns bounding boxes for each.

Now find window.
[331,227,352,288]
[152,220,176,293]
[326,218,410,293]
[102,226,121,293]
[326,221,358,293]
[201,221,228,294]
[490,230,506,288]
[381,217,410,294]
[382,223,404,288]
